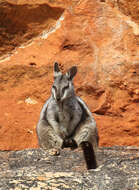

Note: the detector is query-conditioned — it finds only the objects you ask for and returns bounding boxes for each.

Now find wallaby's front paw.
[62,138,78,150]
[61,139,69,149]
[70,139,78,150]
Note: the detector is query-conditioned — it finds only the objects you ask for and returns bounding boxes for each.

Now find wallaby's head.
[52,62,77,102]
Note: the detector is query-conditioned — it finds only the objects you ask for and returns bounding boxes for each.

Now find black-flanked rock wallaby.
[36,62,99,170]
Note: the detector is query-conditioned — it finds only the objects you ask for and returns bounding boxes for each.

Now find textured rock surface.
[0,0,65,57]
[0,147,139,189]
[0,0,139,150]
[107,0,139,24]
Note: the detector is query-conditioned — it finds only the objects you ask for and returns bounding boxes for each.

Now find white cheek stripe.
[69,82,72,87]
[62,90,68,100]
[52,88,56,100]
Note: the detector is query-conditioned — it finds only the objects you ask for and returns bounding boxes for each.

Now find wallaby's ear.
[66,66,77,80]
[54,62,62,78]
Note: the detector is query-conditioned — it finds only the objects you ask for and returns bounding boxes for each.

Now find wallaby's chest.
[55,102,73,124]
[47,99,82,124]
[46,98,82,138]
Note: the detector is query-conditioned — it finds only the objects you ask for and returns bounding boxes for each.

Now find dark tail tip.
[81,141,97,170]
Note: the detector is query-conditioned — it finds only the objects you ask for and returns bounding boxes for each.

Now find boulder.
[0,146,139,189]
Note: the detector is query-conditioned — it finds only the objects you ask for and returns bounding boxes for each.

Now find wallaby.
[36,62,99,170]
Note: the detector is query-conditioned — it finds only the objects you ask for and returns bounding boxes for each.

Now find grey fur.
[36,63,99,169]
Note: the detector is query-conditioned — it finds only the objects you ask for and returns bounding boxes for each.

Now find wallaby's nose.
[56,96,61,102]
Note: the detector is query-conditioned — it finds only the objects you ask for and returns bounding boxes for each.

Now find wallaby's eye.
[62,84,69,94]
[52,85,57,92]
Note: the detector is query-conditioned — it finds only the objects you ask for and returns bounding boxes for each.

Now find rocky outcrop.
[0,0,138,150]
[0,147,139,189]
[0,0,64,57]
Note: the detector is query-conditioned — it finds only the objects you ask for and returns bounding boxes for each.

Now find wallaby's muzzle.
[56,95,61,102]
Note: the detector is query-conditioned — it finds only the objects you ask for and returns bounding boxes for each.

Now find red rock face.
[0,0,138,150]
[0,1,64,57]
[107,0,139,24]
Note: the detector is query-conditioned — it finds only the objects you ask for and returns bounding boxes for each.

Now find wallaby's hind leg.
[81,141,97,169]
[36,119,63,150]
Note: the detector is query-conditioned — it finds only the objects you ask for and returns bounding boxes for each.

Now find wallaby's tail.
[81,141,97,170]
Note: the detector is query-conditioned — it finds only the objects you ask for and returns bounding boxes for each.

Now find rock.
[0,146,139,189]
[25,97,38,105]
[0,0,64,57]
[0,0,138,149]
[107,0,139,24]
